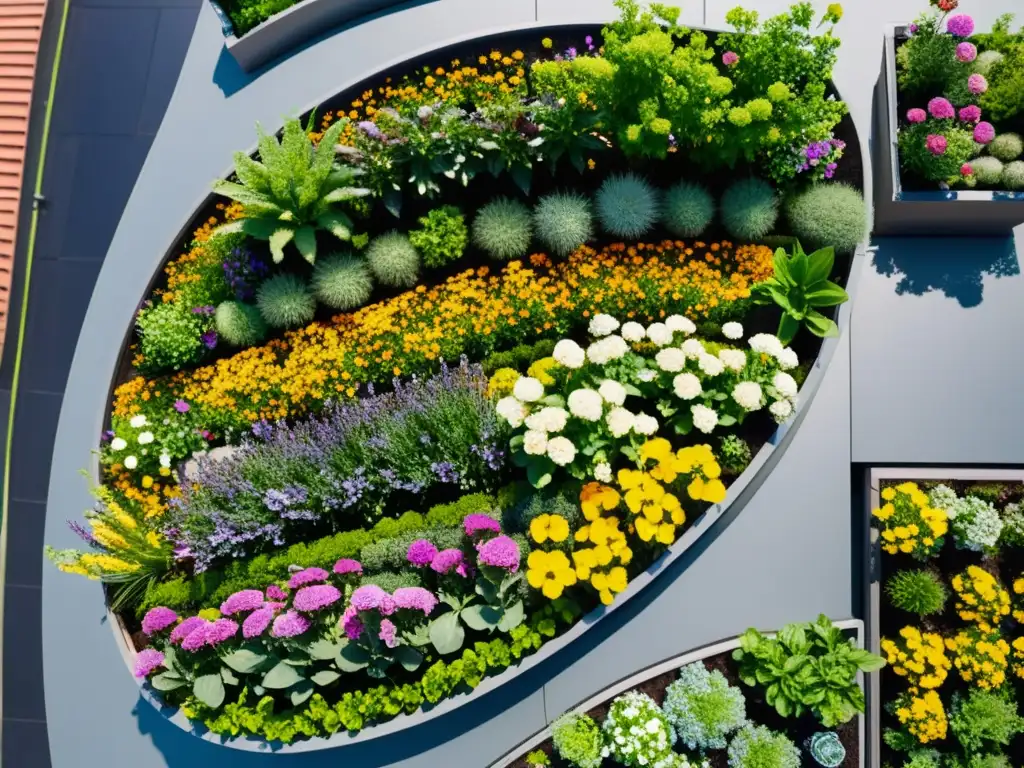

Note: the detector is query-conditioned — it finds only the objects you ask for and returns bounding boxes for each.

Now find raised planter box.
[211,0,409,72]
[872,24,1024,237]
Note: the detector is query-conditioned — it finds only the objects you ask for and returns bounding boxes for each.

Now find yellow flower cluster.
[113,241,773,430]
[880,626,951,693]
[951,565,1010,634]
[1012,576,1024,623]
[1010,636,1024,680]
[486,368,520,399]
[530,514,569,544]
[618,466,684,545]
[945,627,1010,689]
[526,550,577,600]
[526,357,560,387]
[873,483,948,559]
[895,690,948,744]
[574,483,632,605]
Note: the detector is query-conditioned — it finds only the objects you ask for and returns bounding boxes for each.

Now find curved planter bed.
[51,14,870,756]
[873,24,1024,237]
[490,618,867,768]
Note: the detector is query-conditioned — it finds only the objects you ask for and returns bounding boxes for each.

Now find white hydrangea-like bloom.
[124,455,139,470]
[603,335,629,360]
[138,431,154,445]
[691,404,719,434]
[732,381,764,411]
[772,371,798,398]
[721,321,744,340]
[633,412,659,435]
[621,321,646,342]
[110,437,127,451]
[647,322,673,347]
[749,333,784,358]
[129,414,148,428]
[777,347,799,370]
[525,406,569,433]
[673,373,702,400]
[769,399,793,421]
[594,462,613,483]
[495,396,526,427]
[587,335,629,365]
[598,379,627,406]
[523,430,549,455]
[698,354,725,377]
[159,453,172,468]
[546,436,578,466]
[553,339,586,369]
[589,313,620,337]
[718,349,746,372]
[655,348,686,373]
[513,376,544,403]
[607,407,636,438]
[681,338,705,358]
[637,369,657,382]
[568,388,604,421]
[665,314,696,335]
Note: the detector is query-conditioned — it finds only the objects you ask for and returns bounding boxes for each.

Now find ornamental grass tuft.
[886,569,948,616]
[312,253,374,311]
[594,172,661,239]
[720,178,779,241]
[215,301,268,347]
[533,191,594,257]
[256,273,316,329]
[662,180,715,237]
[366,231,421,287]
[472,197,533,261]
[785,183,867,253]
[970,156,1004,186]
[1001,161,1024,189]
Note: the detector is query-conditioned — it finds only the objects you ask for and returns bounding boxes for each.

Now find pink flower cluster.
[926,134,948,156]
[341,585,438,647]
[927,98,955,120]
[945,14,974,37]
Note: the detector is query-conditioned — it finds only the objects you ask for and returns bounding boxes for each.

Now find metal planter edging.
[872,24,1024,237]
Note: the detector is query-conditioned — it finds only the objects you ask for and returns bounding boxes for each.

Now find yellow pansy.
[527,550,577,600]
[530,514,570,544]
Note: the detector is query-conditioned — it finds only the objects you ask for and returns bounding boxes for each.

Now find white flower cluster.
[652,754,710,768]
[927,484,959,515]
[108,414,171,471]
[601,691,677,768]
[496,378,578,467]
[949,495,1003,552]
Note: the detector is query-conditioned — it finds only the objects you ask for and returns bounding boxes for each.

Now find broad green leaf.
[429,612,465,655]
[849,648,886,672]
[220,666,239,686]
[462,604,502,632]
[221,648,269,674]
[262,660,305,689]
[193,674,226,709]
[789,249,808,285]
[269,227,296,263]
[510,164,531,196]
[804,310,839,338]
[777,312,801,346]
[150,673,187,692]
[475,577,498,604]
[294,225,317,264]
[310,669,341,686]
[766,284,794,313]
[383,188,402,218]
[526,461,553,489]
[772,248,793,285]
[308,640,341,661]
[237,218,282,240]
[322,186,371,204]
[805,283,849,308]
[805,246,835,286]
[334,641,371,672]
[393,645,424,672]
[289,681,315,707]
[498,600,525,633]
[718,414,737,427]
[316,210,353,241]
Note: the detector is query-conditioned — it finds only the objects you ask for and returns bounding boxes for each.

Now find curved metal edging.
[489,618,865,768]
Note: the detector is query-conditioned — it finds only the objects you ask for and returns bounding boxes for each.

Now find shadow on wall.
[870,235,1020,308]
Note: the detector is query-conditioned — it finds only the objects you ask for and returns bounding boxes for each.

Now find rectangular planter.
[872,25,1024,237]
[863,467,1024,768]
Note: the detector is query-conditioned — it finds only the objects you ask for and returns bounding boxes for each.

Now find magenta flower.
[141,606,178,635]
[220,589,265,616]
[266,584,288,600]
[958,105,981,123]
[173,400,190,413]
[271,610,311,638]
[170,615,207,645]
[406,539,439,567]
[206,618,239,647]
[974,121,996,144]
[906,108,927,124]
[477,535,521,572]
[379,619,399,649]
[722,51,739,66]
[293,584,341,612]
[342,606,364,641]
[968,74,988,95]
[134,648,165,678]
[333,558,363,576]
[180,620,213,652]
[927,98,955,120]
[961,163,973,176]
[464,513,501,537]
[431,548,465,575]
[393,586,439,615]
[945,14,974,37]
[287,567,329,589]
[955,42,977,62]
[242,606,276,639]
[926,134,948,155]
[350,584,397,615]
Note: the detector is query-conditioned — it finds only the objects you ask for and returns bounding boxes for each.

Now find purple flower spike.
[406,539,438,567]
[463,513,501,537]
[170,615,207,645]
[141,606,178,635]
[393,586,439,615]
[431,548,464,575]
[476,535,521,573]
[293,584,341,612]
[135,648,165,678]
[287,567,329,589]
[271,610,311,638]
[333,558,363,575]
[379,619,399,649]
[220,589,265,616]
[266,584,288,601]
[242,606,276,639]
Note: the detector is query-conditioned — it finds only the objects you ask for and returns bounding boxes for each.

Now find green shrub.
[885,570,948,616]
[358,526,464,572]
[533,191,593,257]
[899,124,975,183]
[551,712,603,768]
[530,56,614,104]
[312,253,374,310]
[408,205,469,268]
[662,180,714,237]
[947,754,1013,768]
[175,232,240,309]
[366,231,421,287]
[664,662,747,751]
[472,197,533,261]
[594,172,660,238]
[720,178,779,241]
[970,156,1005,186]
[989,133,1024,162]
[1003,161,1024,190]
[949,689,1024,754]
[895,22,959,98]
[135,302,206,375]
[256,273,316,328]
[727,724,800,768]
[225,0,296,36]
[525,749,551,767]
[901,751,941,768]
[482,350,518,375]
[979,45,1024,124]
[510,343,535,369]
[1000,502,1024,547]
[785,183,867,253]
[215,301,268,347]
[719,435,753,475]
[533,338,556,358]
[973,50,1005,76]
[359,570,425,592]
[424,493,496,526]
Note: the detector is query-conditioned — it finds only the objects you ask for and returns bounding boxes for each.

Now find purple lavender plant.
[793,136,846,181]
[221,248,269,302]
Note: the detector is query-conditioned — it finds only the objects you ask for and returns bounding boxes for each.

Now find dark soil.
[507,647,861,768]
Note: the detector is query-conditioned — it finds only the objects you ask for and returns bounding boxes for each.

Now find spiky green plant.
[256,273,316,329]
[594,172,660,238]
[366,231,420,287]
[312,253,374,310]
[785,183,867,253]
[212,116,369,264]
[533,191,593,257]
[971,156,1005,185]
[886,570,948,616]
[1003,161,1024,190]
[663,180,715,237]
[989,133,1023,162]
[720,178,779,241]
[215,301,268,347]
[473,197,533,261]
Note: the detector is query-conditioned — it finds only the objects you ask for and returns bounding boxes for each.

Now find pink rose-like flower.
[271,610,311,638]
[955,42,977,62]
[927,97,955,120]
[135,648,165,678]
[350,584,396,615]
[170,615,207,645]
[393,586,439,615]
[406,539,439,567]
[293,584,341,612]
[180,620,213,652]
[242,606,276,639]
[974,121,996,144]
[476,535,521,573]
[220,589,265,616]
[906,108,927,124]
[945,14,974,37]
[431,548,465,575]
[287,567,329,589]
[141,606,178,635]
[463,513,501,538]
[722,51,739,67]
[961,163,973,176]
[926,134,948,155]
[333,558,363,576]
[958,105,981,123]
[968,73,988,95]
